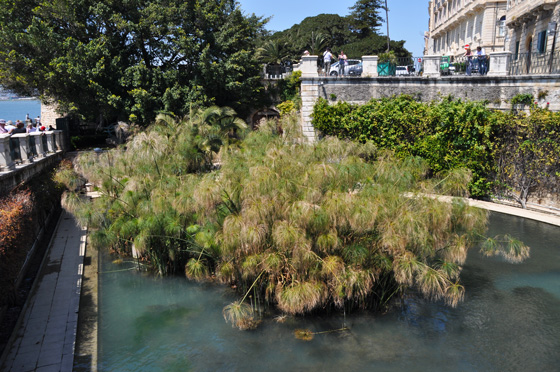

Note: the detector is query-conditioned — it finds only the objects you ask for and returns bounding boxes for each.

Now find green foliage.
[537,90,548,100]
[276,70,302,103]
[312,95,497,197]
[262,12,410,61]
[64,108,531,325]
[492,108,560,208]
[349,0,385,36]
[510,93,534,106]
[312,95,560,204]
[258,40,289,65]
[277,101,296,116]
[0,0,267,125]
[378,51,397,64]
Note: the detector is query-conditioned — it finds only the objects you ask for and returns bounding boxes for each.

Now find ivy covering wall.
[312,95,560,202]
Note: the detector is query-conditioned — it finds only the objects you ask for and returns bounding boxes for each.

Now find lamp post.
[385,0,390,51]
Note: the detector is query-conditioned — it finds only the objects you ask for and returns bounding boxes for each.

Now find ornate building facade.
[427,0,508,57]
[506,0,560,55]
[426,0,560,58]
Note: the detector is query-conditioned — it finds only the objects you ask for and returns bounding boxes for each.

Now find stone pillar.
[300,55,319,78]
[0,134,15,171]
[31,132,46,158]
[12,133,33,164]
[53,130,63,151]
[300,79,319,143]
[46,131,56,153]
[488,51,512,77]
[362,56,379,77]
[422,55,441,77]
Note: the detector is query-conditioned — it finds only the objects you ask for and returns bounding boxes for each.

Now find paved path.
[0,210,86,372]
[405,193,560,227]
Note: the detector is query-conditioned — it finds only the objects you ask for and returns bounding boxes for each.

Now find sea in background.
[0,99,41,123]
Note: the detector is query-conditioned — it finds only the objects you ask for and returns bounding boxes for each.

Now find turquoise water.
[0,99,41,123]
[98,212,560,371]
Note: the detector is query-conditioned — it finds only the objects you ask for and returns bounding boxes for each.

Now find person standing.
[9,121,26,134]
[338,50,347,77]
[26,122,37,133]
[5,120,15,132]
[323,48,333,76]
[464,45,473,76]
[0,119,8,134]
[476,46,487,75]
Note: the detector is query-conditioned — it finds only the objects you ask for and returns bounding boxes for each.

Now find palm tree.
[257,40,288,65]
[308,31,327,55]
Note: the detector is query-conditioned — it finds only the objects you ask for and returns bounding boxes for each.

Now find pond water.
[98,212,560,371]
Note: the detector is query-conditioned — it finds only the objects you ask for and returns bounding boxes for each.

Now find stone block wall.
[299,74,560,210]
[300,75,560,129]
[40,102,60,129]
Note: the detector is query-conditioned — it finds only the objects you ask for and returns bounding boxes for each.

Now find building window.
[537,30,547,53]
[514,41,520,60]
[498,16,506,37]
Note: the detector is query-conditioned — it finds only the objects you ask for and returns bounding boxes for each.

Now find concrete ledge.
[0,152,63,193]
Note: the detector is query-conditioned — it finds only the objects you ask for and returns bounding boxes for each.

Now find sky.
[237,0,430,57]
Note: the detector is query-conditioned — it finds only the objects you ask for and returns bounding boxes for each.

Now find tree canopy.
[261,13,410,62]
[0,0,267,125]
[349,0,385,37]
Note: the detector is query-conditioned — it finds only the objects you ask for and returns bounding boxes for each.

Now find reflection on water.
[99,212,560,371]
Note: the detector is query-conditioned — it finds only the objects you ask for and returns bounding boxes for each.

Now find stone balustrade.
[293,52,527,79]
[0,130,65,172]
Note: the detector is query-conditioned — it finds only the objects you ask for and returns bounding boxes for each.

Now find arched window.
[498,16,506,37]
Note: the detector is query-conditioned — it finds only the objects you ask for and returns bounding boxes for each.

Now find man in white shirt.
[476,46,487,75]
[323,48,333,76]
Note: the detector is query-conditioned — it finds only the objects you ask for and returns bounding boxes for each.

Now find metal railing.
[509,51,560,75]
[380,57,424,76]
[437,55,490,76]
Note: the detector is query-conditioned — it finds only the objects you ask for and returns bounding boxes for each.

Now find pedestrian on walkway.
[338,50,347,77]
[476,46,487,75]
[9,121,26,134]
[464,44,473,76]
[0,119,7,134]
[323,48,333,76]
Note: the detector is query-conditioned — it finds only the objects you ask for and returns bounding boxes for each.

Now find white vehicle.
[396,66,411,76]
[329,59,362,76]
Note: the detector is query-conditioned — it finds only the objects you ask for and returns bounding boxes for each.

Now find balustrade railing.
[509,51,560,75]
[0,130,64,172]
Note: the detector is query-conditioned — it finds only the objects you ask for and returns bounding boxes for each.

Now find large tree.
[349,0,385,37]
[0,0,267,125]
[264,13,410,61]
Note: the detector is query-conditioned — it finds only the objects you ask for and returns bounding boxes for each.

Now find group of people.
[464,45,488,76]
[322,48,347,77]
[0,116,52,135]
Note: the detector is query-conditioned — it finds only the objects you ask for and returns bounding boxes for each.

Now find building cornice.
[506,0,558,28]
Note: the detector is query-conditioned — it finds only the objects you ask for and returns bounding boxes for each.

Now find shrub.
[312,95,496,196]
[510,93,534,106]
[0,169,64,307]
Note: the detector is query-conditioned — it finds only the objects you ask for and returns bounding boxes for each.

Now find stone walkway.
[0,210,86,372]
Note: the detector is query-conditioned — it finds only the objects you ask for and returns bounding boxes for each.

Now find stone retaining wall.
[300,74,560,141]
[299,74,560,210]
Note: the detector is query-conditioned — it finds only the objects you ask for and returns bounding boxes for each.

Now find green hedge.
[312,95,501,197]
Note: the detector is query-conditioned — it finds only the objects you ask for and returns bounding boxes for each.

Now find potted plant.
[377,51,397,76]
